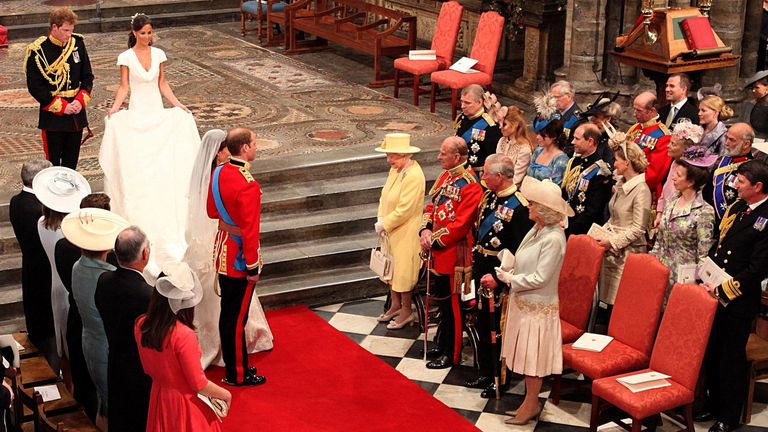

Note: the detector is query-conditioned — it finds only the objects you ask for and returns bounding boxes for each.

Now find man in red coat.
[419,136,483,369]
[207,128,266,386]
[626,91,672,199]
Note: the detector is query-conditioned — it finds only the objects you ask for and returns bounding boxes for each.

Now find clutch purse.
[198,394,229,422]
[369,233,393,281]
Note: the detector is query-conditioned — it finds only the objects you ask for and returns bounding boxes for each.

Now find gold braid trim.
[718,202,739,242]
[25,36,76,96]
[721,278,741,301]
[561,157,581,192]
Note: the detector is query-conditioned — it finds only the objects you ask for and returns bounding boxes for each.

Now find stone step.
[261,202,376,246]
[0,253,21,287]
[0,283,23,323]
[0,223,19,256]
[0,317,26,335]
[259,262,387,309]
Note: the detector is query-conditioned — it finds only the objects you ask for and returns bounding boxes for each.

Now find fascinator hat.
[744,70,768,89]
[61,208,129,251]
[520,176,575,217]
[483,91,508,125]
[681,145,718,168]
[532,91,561,133]
[671,118,704,144]
[578,91,620,119]
[155,262,203,314]
[32,166,91,213]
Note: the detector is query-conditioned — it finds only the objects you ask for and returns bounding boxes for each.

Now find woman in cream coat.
[593,138,651,306]
[374,134,426,329]
[487,176,572,425]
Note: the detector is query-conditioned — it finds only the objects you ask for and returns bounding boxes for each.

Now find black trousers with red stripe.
[42,130,82,169]
[218,274,255,383]
[432,273,463,364]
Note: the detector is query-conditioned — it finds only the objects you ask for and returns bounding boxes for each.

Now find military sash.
[713,156,747,219]
[477,194,522,240]
[212,165,247,272]
[461,117,489,144]
[436,176,470,207]
[563,162,602,200]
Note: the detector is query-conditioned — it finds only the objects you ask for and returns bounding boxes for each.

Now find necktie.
[666,106,678,126]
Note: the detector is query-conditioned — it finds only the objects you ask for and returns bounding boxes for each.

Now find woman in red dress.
[135,262,231,431]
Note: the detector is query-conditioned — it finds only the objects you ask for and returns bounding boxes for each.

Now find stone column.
[742,0,761,76]
[563,0,607,90]
[702,0,748,101]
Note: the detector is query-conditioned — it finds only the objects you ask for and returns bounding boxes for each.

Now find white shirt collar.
[621,173,646,194]
[671,97,688,111]
[749,195,768,210]
[22,186,34,194]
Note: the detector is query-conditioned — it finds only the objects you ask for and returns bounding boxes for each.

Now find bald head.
[633,91,658,123]
[724,122,755,157]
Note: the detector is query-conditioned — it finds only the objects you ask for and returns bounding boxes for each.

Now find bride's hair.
[128,13,152,48]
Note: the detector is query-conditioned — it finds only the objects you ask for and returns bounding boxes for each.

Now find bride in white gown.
[187,129,273,368]
[99,13,200,277]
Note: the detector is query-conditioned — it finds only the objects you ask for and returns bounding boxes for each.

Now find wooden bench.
[285,0,416,87]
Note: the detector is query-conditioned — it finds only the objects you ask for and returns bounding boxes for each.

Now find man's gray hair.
[21,159,52,187]
[114,226,148,265]
[461,84,484,102]
[552,80,574,96]
[485,154,515,178]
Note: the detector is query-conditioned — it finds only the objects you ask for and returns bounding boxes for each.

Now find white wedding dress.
[187,130,273,369]
[99,47,201,276]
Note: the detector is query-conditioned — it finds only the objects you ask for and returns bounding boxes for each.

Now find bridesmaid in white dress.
[187,130,273,368]
[99,13,201,277]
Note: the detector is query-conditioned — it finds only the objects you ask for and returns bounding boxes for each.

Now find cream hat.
[521,176,575,217]
[32,166,91,213]
[155,262,203,314]
[374,133,421,154]
[61,208,129,251]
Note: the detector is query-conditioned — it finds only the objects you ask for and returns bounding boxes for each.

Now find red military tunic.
[626,117,672,198]
[207,158,262,278]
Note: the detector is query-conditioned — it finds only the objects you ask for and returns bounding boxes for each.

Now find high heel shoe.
[504,403,541,425]
[377,310,400,322]
[387,313,415,330]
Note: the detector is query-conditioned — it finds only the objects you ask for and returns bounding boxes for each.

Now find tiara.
[130,12,146,26]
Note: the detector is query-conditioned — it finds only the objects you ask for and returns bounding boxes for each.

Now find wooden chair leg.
[430,82,437,113]
[412,73,420,106]
[240,12,246,36]
[450,88,458,119]
[257,9,264,44]
[551,374,562,405]
[393,68,400,99]
[589,395,601,432]
[631,418,642,432]
[684,404,695,432]
[744,364,756,423]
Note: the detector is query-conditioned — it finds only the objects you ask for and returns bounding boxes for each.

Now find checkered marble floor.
[312,297,768,432]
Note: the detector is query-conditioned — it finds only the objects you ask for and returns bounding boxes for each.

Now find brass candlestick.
[698,0,713,17]
[641,0,657,45]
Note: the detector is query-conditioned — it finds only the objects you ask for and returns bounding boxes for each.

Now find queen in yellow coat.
[374,134,426,330]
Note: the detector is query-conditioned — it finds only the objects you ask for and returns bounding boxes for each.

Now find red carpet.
[206,306,479,432]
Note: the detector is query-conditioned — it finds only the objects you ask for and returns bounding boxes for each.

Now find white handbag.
[370,233,393,281]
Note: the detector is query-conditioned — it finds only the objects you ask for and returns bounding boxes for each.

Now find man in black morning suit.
[8,160,56,368]
[657,73,699,127]
[699,160,768,432]
[464,154,533,398]
[95,227,153,432]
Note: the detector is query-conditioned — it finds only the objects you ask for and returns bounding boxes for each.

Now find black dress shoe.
[222,374,267,386]
[426,347,444,359]
[247,366,257,375]
[426,354,453,369]
[708,421,734,432]
[464,376,492,389]
[480,382,508,399]
[694,411,714,422]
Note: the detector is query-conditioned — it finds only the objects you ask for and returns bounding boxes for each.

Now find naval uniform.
[454,110,502,171]
[703,197,768,427]
[707,154,753,223]
[24,34,93,169]
[207,158,263,384]
[421,164,483,365]
[561,151,614,236]
[626,117,672,198]
[472,184,532,382]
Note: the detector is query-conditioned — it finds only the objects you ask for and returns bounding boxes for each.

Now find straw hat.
[520,176,575,217]
[374,133,421,153]
[155,262,203,314]
[61,208,129,251]
[32,166,91,213]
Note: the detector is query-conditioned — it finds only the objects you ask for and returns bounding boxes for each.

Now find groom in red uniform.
[207,128,266,386]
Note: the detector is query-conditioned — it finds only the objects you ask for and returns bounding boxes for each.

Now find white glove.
[494,266,514,286]
[374,222,385,235]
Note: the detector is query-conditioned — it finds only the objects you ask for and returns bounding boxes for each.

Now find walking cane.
[482,284,501,400]
[421,250,431,362]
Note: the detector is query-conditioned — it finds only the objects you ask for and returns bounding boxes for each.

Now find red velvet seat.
[558,235,604,344]
[551,253,669,404]
[429,11,504,118]
[590,284,717,432]
[393,0,463,106]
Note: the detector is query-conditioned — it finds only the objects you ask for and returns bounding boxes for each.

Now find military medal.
[471,143,481,154]
[438,210,447,221]
[493,220,503,232]
[477,130,486,141]
[755,217,767,232]
[495,205,513,222]
[578,191,587,202]
[490,237,501,247]
[73,50,80,63]
[576,204,585,214]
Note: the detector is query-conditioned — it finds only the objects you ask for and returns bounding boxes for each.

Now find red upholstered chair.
[392,0,463,106]
[559,235,604,344]
[551,253,669,404]
[429,11,504,118]
[589,284,717,432]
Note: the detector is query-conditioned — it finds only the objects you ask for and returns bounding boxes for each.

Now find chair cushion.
[394,57,447,75]
[563,339,649,379]
[430,70,492,89]
[561,319,584,345]
[593,369,694,420]
[241,0,286,14]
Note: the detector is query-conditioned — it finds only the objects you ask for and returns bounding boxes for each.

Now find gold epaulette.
[515,191,529,207]
[238,167,254,183]
[481,112,496,127]
[462,169,479,184]
[22,36,47,74]
[657,122,670,134]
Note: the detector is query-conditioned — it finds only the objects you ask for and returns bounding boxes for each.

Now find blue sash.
[212,165,247,272]
[477,194,522,240]
[461,117,489,144]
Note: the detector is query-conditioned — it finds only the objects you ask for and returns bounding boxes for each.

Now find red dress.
[134,317,221,432]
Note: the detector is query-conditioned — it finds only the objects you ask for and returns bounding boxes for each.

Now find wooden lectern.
[609,6,739,102]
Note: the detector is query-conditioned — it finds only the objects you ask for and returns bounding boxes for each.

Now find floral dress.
[526,146,569,186]
[650,191,715,301]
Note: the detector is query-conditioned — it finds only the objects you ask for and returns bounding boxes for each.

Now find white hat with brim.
[521,176,575,217]
[61,208,129,251]
[374,133,421,154]
[32,166,92,213]
[744,70,768,89]
[155,262,203,314]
